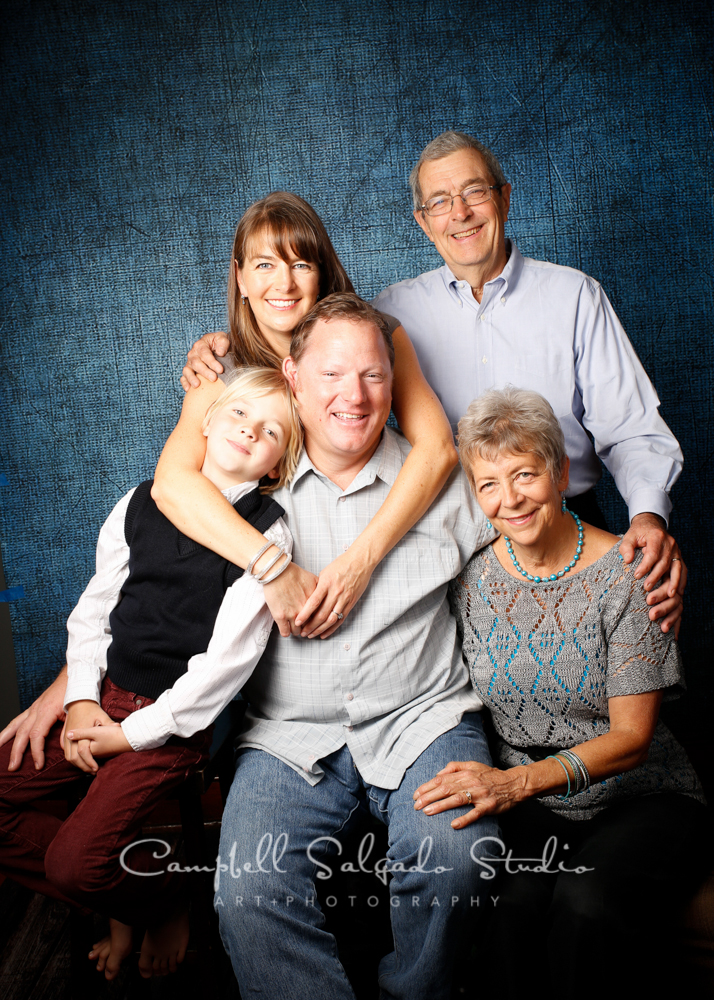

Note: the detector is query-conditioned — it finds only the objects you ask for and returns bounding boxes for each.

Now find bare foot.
[88,917,133,980]
[138,906,189,978]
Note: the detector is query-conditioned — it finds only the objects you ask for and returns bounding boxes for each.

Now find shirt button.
[482,356,488,364]
[343,643,351,650]
[479,315,485,322]
[135,698,143,707]
[343,543,349,552]
[339,496,346,503]
[308,754,315,760]
[501,296,506,304]
[346,692,354,701]
[346,726,354,732]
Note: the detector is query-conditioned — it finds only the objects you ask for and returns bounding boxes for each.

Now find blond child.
[0,368,301,980]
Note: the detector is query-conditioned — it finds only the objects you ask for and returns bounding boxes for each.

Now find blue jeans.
[215,713,499,999]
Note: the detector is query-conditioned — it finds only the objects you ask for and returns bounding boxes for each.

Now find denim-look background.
[1,1,712,788]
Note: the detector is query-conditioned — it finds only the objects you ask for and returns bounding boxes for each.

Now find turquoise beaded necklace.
[503,505,583,583]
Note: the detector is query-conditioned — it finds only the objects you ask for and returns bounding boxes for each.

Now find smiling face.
[237,233,321,358]
[284,317,393,483]
[413,148,511,286]
[201,390,291,490]
[469,450,569,547]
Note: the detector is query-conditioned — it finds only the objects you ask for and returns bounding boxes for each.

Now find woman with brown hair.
[154,191,457,636]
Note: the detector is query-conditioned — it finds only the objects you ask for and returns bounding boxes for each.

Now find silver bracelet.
[256,547,287,579]
[259,551,292,584]
[558,749,590,793]
[246,542,273,578]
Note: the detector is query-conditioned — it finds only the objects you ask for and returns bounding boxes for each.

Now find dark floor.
[2,800,711,1000]
[0,818,241,1000]
[0,811,399,1000]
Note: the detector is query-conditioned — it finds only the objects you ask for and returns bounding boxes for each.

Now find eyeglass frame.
[418,184,504,218]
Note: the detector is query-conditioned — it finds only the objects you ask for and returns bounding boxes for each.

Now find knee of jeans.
[392,813,501,896]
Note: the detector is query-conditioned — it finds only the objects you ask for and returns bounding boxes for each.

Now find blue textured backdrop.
[1,1,712,778]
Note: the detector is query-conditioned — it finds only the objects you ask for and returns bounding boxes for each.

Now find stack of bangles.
[246,542,293,584]
[546,749,591,799]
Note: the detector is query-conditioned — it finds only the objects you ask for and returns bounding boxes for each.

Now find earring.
[241,295,247,305]
[561,492,567,513]
[486,519,493,531]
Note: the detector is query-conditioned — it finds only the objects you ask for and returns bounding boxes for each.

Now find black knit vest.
[106,480,284,700]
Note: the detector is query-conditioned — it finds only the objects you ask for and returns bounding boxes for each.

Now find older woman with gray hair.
[414,387,707,997]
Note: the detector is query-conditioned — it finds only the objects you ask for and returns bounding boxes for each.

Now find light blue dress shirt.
[372,241,682,523]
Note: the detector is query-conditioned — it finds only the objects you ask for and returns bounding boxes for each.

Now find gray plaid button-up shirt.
[240,428,493,789]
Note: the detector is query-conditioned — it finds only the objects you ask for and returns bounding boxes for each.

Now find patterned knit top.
[449,542,705,819]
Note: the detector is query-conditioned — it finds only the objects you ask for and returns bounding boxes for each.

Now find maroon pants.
[0,676,211,926]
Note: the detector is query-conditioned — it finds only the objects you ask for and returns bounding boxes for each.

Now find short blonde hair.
[458,387,566,492]
[202,367,303,491]
[290,292,395,368]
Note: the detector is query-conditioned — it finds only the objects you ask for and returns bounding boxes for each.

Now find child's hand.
[63,700,116,773]
[66,723,133,759]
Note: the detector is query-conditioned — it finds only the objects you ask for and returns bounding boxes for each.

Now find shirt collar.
[221,479,260,504]
[288,428,401,495]
[441,239,524,299]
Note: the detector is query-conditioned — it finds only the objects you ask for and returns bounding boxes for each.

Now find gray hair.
[457,387,566,490]
[409,131,508,211]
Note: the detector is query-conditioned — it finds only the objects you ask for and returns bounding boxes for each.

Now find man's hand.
[63,701,116,774]
[262,562,319,638]
[294,550,375,639]
[619,512,686,636]
[0,666,68,771]
[66,722,132,759]
[180,332,231,390]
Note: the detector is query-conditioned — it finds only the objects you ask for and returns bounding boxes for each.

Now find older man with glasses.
[179,130,684,633]
[372,130,684,632]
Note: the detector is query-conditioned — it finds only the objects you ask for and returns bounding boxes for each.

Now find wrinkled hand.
[63,701,116,774]
[619,513,686,637]
[180,331,231,390]
[295,550,375,639]
[0,667,68,771]
[66,723,132,758]
[262,561,319,637]
[413,761,527,829]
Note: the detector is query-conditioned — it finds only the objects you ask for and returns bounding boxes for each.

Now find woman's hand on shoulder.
[293,548,375,639]
[619,513,685,636]
[413,760,528,829]
[181,332,231,390]
[620,513,687,639]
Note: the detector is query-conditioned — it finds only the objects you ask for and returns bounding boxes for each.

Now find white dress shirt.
[65,480,291,751]
[372,241,682,523]
[240,429,494,789]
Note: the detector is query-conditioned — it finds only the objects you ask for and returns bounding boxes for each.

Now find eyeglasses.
[419,184,502,217]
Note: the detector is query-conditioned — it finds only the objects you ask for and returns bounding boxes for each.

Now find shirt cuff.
[120,705,173,752]
[627,489,672,526]
[64,676,102,710]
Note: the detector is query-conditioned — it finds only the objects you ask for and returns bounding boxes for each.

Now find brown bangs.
[227,192,354,368]
[243,218,323,270]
